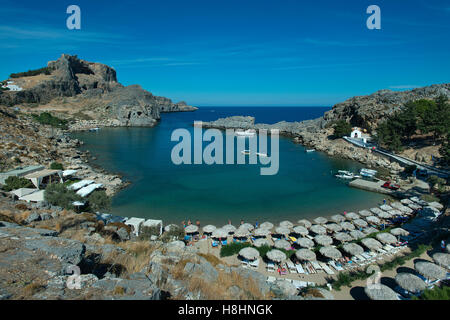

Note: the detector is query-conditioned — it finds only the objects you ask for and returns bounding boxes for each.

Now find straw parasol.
[202,225,216,233]
[185,225,199,234]
[350,230,365,240]
[313,216,328,225]
[388,209,403,216]
[297,237,314,249]
[376,232,397,244]
[279,220,294,229]
[407,203,421,211]
[275,226,291,235]
[292,225,309,236]
[253,228,271,237]
[310,224,327,235]
[319,246,342,260]
[331,214,345,223]
[260,222,274,230]
[274,239,292,250]
[380,204,393,211]
[401,199,414,205]
[414,261,446,280]
[358,209,372,217]
[234,227,250,238]
[342,243,364,256]
[212,228,228,238]
[377,211,392,219]
[364,284,399,300]
[334,232,353,242]
[295,249,316,261]
[253,238,270,247]
[325,223,343,233]
[353,219,368,228]
[297,219,312,229]
[345,212,360,220]
[314,235,333,246]
[432,253,450,269]
[363,227,379,235]
[361,238,383,250]
[391,202,413,213]
[370,207,384,215]
[240,223,255,231]
[266,249,287,263]
[390,228,409,237]
[239,247,260,261]
[366,216,381,225]
[339,221,356,231]
[222,224,236,234]
[395,273,427,294]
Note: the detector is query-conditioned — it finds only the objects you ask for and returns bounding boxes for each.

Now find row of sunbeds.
[266,276,316,290]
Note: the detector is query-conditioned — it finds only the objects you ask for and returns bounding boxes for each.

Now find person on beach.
[182,220,186,228]
[255,221,258,228]
[196,220,200,228]
[240,219,244,225]
[441,240,446,252]
[187,219,192,226]
[383,199,386,205]
[228,219,232,225]
[343,211,347,216]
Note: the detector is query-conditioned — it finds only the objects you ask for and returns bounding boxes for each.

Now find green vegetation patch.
[10,67,52,78]
[32,112,68,129]
[1,176,34,192]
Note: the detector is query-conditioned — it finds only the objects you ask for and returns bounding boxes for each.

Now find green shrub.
[333,120,352,138]
[10,67,52,78]
[32,112,68,129]
[161,225,185,242]
[44,183,82,210]
[1,176,34,192]
[87,190,111,212]
[220,242,251,257]
[413,285,450,300]
[50,162,64,170]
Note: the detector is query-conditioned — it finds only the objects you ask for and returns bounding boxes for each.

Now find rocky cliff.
[0,54,197,127]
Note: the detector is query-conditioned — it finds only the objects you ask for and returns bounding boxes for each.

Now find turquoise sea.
[72,107,385,225]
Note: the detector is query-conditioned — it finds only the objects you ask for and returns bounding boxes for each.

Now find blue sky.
[0,0,449,106]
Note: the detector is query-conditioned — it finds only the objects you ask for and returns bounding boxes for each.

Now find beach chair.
[211,240,219,247]
[221,239,227,246]
[267,262,276,273]
[361,252,372,260]
[319,262,335,275]
[311,261,323,272]
[249,259,260,269]
[295,263,305,274]
[302,263,310,275]
[286,260,297,273]
[266,276,276,283]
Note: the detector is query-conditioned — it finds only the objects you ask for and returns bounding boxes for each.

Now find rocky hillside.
[0,54,197,127]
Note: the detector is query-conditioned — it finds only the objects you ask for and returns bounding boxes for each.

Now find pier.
[349,178,393,195]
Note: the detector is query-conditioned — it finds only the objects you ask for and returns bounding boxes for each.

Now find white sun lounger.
[319,262,335,275]
[361,252,372,260]
[377,248,388,254]
[249,259,259,269]
[295,263,305,274]
[267,262,275,272]
[356,254,367,261]
[286,260,297,273]
[329,261,344,271]
[267,276,276,283]
[311,261,322,271]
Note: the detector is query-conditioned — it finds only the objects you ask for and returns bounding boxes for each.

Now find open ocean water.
[72,107,385,225]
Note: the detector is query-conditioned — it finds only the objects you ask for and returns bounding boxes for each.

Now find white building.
[351,128,363,139]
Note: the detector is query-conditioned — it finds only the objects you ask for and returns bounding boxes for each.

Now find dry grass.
[301,288,325,298]
[112,286,125,295]
[170,259,193,280]
[197,253,223,267]
[20,280,46,299]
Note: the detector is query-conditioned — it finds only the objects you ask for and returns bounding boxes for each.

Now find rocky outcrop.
[0,54,197,127]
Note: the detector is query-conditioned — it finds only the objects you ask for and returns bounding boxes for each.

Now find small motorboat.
[306,149,315,153]
[89,127,100,132]
[256,152,268,157]
[241,150,251,155]
[235,129,256,137]
[335,170,361,180]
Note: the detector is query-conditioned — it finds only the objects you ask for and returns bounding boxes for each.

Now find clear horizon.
[0,0,449,106]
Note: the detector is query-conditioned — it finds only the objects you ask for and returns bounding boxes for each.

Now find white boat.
[241,150,251,155]
[235,129,256,137]
[335,171,361,180]
[360,168,377,178]
[89,127,100,132]
[256,152,268,157]
[306,149,315,153]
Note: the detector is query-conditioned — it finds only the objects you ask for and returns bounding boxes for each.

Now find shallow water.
[72,107,385,225]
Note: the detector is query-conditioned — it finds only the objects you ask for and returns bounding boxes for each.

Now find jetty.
[349,178,393,195]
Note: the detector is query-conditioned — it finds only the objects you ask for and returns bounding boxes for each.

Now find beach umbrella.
[240,223,255,231]
[266,249,287,263]
[370,207,384,216]
[391,202,412,213]
[353,219,368,228]
[339,221,355,231]
[379,204,393,211]
[260,222,274,230]
[185,225,199,234]
[297,219,312,229]
[388,209,403,216]
[239,247,260,261]
[295,249,316,261]
[202,225,216,233]
[222,224,236,234]
[293,225,309,236]
[313,216,328,225]
[234,227,250,238]
[253,238,270,247]
[395,273,427,294]
[334,232,353,242]
[361,238,383,250]
[253,228,270,237]
[414,261,446,280]
[432,253,450,269]
[310,224,327,235]
[274,239,292,250]
[376,232,397,244]
[401,199,414,205]
[297,237,315,249]
[358,210,372,217]
[279,220,294,229]
[212,228,228,238]
[331,214,345,223]
[407,203,421,211]
[350,230,365,240]
[364,284,399,300]
[319,246,342,260]
[314,235,333,246]
[366,216,381,225]
[275,226,291,235]
[325,223,343,233]
[390,228,409,237]
[345,212,360,220]
[377,211,392,219]
[363,227,379,235]
[342,243,364,256]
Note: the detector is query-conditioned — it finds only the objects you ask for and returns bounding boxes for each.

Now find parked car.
[382,181,401,190]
